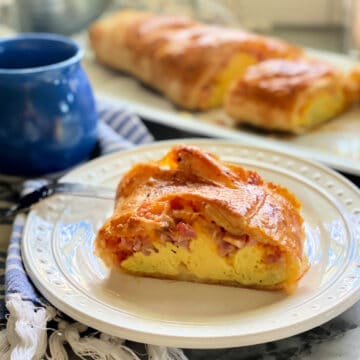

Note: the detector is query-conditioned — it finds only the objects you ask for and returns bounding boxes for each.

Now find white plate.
[83,48,360,175]
[22,139,360,349]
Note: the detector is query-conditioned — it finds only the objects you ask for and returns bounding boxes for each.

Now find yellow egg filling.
[296,88,346,129]
[121,222,293,289]
[204,53,257,108]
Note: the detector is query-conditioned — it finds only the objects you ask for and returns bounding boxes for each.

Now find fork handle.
[3,186,55,217]
[4,182,115,217]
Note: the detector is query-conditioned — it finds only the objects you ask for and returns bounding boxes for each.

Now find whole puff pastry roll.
[88,10,302,110]
[95,145,309,293]
[225,59,352,133]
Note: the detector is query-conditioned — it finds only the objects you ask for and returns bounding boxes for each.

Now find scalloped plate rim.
[21,139,360,348]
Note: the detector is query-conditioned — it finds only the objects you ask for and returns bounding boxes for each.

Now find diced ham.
[141,248,152,256]
[175,222,196,240]
[216,233,258,257]
[165,222,196,249]
[218,241,236,256]
[176,239,190,248]
[114,234,153,258]
[132,242,142,252]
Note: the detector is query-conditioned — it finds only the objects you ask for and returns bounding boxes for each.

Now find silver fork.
[0,182,115,220]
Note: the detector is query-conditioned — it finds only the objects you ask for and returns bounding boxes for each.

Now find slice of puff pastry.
[95,145,309,293]
[88,10,302,110]
[225,59,352,133]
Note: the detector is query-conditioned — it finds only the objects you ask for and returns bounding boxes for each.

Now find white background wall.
[116,0,348,30]
[0,0,351,32]
[223,0,347,29]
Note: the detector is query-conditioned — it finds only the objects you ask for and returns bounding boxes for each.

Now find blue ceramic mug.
[0,33,98,176]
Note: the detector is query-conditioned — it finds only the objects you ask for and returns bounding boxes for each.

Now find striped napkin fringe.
[0,102,189,360]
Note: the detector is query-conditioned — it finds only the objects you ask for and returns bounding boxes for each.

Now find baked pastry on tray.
[88,10,302,110]
[345,63,360,104]
[95,145,309,293]
[225,59,352,133]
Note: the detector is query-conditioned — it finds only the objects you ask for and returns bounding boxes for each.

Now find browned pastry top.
[228,59,340,109]
[123,12,302,81]
[89,10,303,109]
[98,145,304,262]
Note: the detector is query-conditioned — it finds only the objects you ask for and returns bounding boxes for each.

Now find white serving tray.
[82,49,360,175]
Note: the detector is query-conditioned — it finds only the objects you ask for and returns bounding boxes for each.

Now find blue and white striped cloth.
[0,100,153,322]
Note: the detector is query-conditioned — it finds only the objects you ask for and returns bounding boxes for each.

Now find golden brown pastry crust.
[345,63,360,104]
[225,59,350,133]
[89,10,302,110]
[95,145,308,292]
